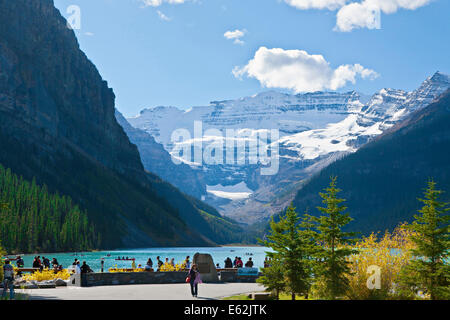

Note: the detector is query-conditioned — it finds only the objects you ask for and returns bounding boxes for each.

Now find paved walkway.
[18,283,264,300]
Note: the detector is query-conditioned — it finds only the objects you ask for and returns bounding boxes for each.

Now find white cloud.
[330,63,379,89]
[284,0,348,10]
[370,0,432,13]
[335,0,432,32]
[157,10,172,21]
[284,0,432,31]
[84,32,94,36]
[140,0,188,7]
[224,29,247,45]
[335,1,381,31]
[233,47,379,93]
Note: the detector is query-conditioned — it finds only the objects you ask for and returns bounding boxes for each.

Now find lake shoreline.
[4,245,264,257]
[219,244,264,248]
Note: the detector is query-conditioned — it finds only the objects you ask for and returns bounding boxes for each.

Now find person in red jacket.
[236,257,243,268]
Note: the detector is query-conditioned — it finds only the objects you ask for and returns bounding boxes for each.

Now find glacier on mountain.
[125,72,450,224]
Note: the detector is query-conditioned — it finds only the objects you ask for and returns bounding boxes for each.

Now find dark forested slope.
[288,90,450,234]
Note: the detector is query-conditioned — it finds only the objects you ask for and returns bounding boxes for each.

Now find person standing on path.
[187,264,202,298]
[2,260,15,300]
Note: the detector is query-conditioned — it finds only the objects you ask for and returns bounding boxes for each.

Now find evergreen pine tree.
[0,163,98,253]
[257,257,286,300]
[399,180,449,300]
[260,204,314,300]
[310,176,358,300]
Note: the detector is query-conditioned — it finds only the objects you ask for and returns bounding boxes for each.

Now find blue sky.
[53,0,450,117]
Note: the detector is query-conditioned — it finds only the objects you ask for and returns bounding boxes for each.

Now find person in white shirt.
[75,261,81,274]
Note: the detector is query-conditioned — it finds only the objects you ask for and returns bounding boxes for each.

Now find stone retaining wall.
[69,271,261,287]
[219,271,260,283]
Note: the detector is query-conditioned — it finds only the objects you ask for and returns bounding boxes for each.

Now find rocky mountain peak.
[428,71,450,84]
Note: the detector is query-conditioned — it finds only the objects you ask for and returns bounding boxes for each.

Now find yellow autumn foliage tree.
[108,262,186,273]
[345,224,416,300]
[21,269,71,281]
[109,267,147,273]
[159,262,186,272]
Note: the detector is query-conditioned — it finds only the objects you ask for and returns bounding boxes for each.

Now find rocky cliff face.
[0,0,219,248]
[0,0,145,180]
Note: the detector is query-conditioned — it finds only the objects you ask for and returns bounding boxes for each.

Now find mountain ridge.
[126,72,449,224]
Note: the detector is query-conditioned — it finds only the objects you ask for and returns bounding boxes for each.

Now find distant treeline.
[0,164,98,254]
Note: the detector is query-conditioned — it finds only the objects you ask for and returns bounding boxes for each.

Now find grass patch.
[222,292,310,300]
[0,292,29,300]
[222,294,253,300]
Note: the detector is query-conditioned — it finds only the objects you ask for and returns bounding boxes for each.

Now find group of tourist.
[5,254,261,274]
[150,255,192,270]
[1,253,265,300]
[112,254,259,273]
[31,256,62,272]
[118,255,193,272]
[72,259,93,274]
[223,256,254,269]
[263,257,273,268]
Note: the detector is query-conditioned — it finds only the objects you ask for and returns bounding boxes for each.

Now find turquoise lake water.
[14,247,271,272]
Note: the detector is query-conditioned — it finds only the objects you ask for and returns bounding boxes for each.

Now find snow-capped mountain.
[279,72,450,162]
[128,91,362,147]
[125,72,450,224]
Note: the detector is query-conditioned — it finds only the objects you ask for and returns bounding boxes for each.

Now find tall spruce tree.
[257,257,286,300]
[260,204,314,300]
[310,176,358,300]
[399,180,449,300]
